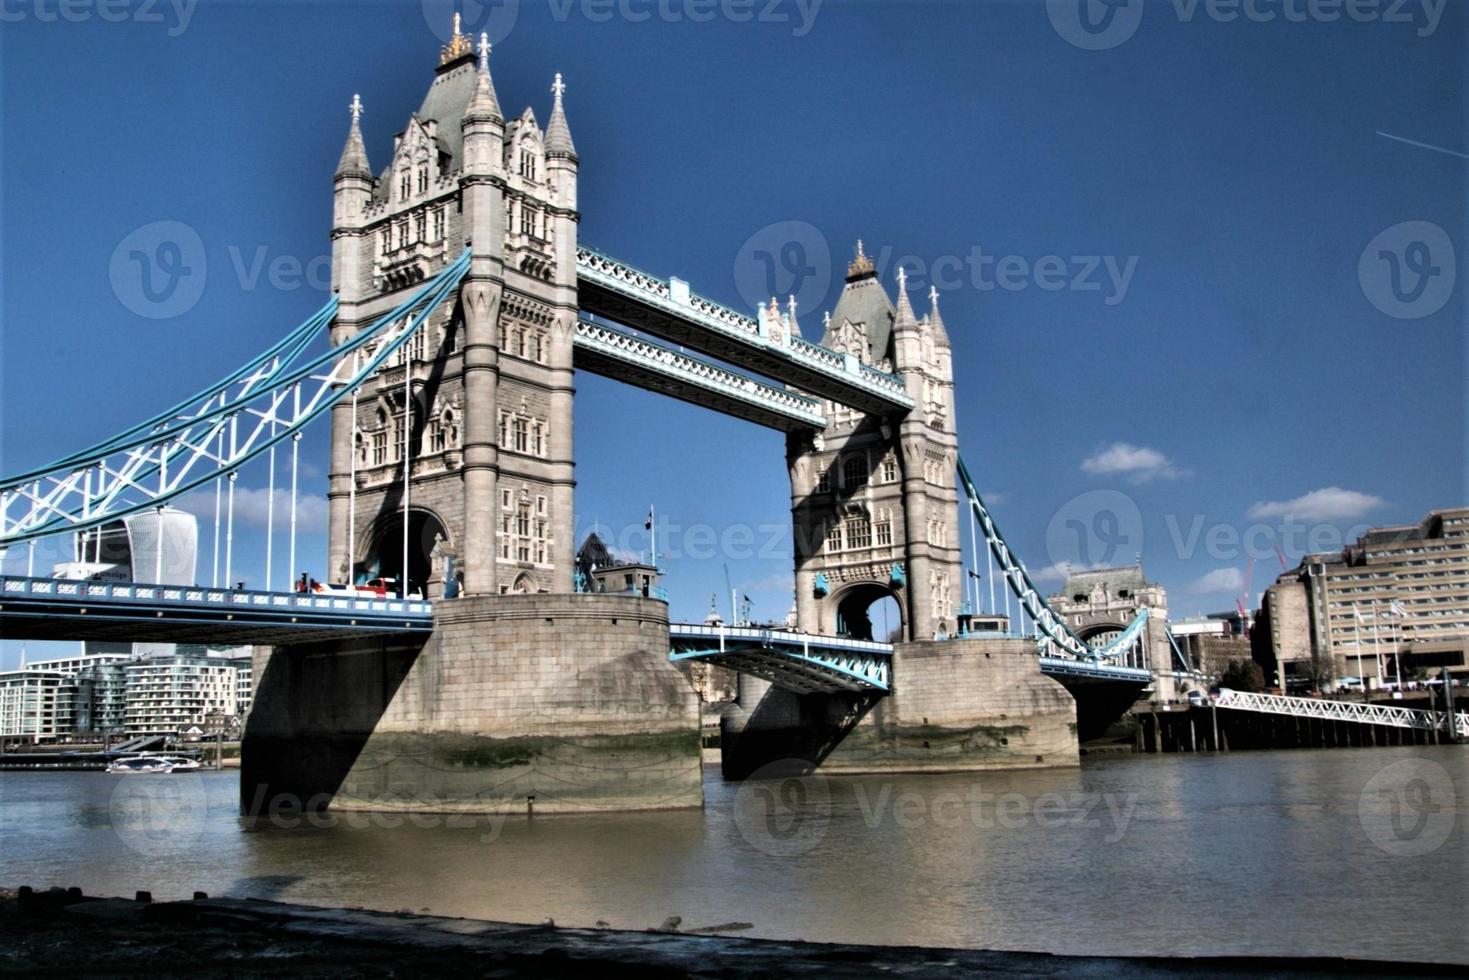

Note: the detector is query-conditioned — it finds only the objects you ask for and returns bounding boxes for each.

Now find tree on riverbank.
[1220,659,1265,692]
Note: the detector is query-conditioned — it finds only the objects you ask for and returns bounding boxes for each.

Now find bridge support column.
[721,637,1078,777]
[241,594,701,815]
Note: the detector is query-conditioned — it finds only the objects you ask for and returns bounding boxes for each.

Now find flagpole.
[1392,603,1403,686]
[1372,600,1385,688]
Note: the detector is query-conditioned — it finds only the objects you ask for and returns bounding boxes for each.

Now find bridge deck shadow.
[240,634,427,817]
[720,685,885,780]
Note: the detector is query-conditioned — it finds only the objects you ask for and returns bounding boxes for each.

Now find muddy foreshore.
[0,887,1458,978]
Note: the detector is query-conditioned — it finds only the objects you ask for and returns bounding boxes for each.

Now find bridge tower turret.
[542,73,580,590]
[326,94,375,585]
[787,246,963,641]
[324,20,578,598]
[457,31,508,596]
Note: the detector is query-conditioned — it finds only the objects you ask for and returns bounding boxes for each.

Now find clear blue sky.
[2,0,1465,667]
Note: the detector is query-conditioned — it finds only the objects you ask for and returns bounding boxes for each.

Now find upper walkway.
[577,246,914,416]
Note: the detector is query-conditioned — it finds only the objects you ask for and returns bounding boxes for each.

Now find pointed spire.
[894,266,918,331]
[786,295,802,338]
[545,72,578,160]
[335,93,371,178]
[464,32,502,123]
[927,284,950,345]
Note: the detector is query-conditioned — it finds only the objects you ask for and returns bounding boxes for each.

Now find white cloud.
[1246,487,1387,522]
[1186,567,1245,596]
[1030,561,1110,583]
[176,485,329,534]
[1080,442,1184,483]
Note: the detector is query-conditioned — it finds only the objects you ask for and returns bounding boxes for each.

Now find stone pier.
[720,637,1078,778]
[241,594,703,816]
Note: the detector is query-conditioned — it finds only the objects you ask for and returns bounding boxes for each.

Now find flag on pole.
[644,509,653,530]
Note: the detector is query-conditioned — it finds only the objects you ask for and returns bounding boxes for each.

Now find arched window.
[416,164,429,194]
[842,454,868,489]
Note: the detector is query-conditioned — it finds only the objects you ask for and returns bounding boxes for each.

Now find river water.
[2,746,1466,964]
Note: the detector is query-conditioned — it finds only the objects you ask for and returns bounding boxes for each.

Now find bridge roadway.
[0,576,1153,691]
[576,246,914,417]
[0,575,433,646]
[669,623,1153,694]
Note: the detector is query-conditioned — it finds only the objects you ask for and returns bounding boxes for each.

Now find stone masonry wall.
[242,594,702,816]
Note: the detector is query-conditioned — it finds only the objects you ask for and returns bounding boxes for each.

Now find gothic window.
[531,330,543,363]
[501,489,512,510]
[517,328,528,359]
[520,150,536,181]
[881,455,898,483]
[354,432,366,466]
[817,467,831,493]
[380,230,390,255]
[371,431,387,466]
[516,509,530,538]
[845,517,872,550]
[399,171,410,201]
[395,219,407,249]
[536,495,547,516]
[497,322,507,349]
[498,411,509,446]
[414,212,426,243]
[826,523,842,553]
[842,454,868,489]
[875,516,893,548]
[499,516,513,559]
[531,421,544,457]
[417,164,428,194]
[512,418,529,453]
[432,207,445,241]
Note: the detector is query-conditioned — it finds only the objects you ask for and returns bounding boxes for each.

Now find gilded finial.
[439,11,475,65]
[349,93,363,123]
[846,239,875,280]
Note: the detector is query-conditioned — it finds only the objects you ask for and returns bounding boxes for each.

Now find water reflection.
[2,747,1465,963]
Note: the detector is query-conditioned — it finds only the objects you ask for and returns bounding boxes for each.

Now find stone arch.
[360,506,452,597]
[830,579,905,642]
[510,571,540,594]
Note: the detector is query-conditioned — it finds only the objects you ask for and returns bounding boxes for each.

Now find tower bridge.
[0,23,1179,813]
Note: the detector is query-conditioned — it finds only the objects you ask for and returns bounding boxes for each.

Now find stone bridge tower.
[326,24,579,597]
[787,247,963,641]
[1049,564,1183,700]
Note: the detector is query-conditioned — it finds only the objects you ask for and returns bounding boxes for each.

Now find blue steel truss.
[957,455,1148,665]
[669,623,892,694]
[576,245,914,415]
[572,316,826,431]
[0,251,471,549]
